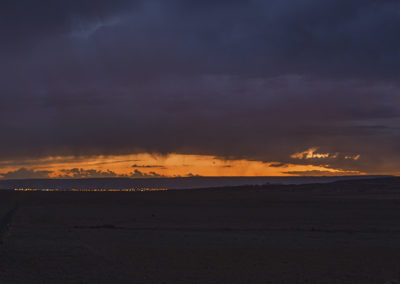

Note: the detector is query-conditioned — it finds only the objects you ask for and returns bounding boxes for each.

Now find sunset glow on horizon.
[1,1,399,180]
[0,153,364,179]
[1,1,399,282]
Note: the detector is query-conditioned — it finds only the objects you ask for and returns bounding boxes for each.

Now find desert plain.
[1,178,400,283]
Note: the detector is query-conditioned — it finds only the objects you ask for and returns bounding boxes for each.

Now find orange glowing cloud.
[0,153,363,179]
[290,147,360,161]
[291,147,331,159]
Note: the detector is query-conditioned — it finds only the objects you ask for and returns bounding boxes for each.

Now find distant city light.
[14,188,168,192]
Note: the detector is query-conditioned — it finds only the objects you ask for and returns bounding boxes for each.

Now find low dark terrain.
[1,177,400,283]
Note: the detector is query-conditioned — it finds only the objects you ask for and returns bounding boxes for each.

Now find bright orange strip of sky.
[0,153,363,178]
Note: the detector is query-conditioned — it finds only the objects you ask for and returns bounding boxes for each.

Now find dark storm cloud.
[130,169,165,178]
[0,168,53,179]
[1,0,400,174]
[269,163,288,168]
[132,164,166,169]
[61,168,165,178]
[59,168,118,178]
[0,0,135,48]
[0,167,166,179]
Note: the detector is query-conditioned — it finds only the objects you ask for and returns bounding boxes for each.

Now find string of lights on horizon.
[14,188,168,192]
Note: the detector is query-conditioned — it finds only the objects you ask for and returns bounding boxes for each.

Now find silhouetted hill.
[0,175,394,190]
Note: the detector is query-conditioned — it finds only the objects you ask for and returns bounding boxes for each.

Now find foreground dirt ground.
[1,180,400,283]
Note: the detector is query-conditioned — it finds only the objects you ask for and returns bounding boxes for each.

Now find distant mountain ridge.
[0,175,392,190]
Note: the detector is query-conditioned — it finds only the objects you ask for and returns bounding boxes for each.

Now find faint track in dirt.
[0,204,18,242]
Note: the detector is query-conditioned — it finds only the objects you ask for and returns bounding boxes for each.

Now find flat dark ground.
[1,178,400,283]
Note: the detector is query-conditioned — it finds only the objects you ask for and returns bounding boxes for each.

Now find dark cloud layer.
[0,168,165,179]
[132,164,166,169]
[0,0,399,174]
[0,168,53,179]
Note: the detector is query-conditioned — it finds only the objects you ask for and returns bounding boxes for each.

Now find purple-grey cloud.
[0,168,53,179]
[0,0,399,174]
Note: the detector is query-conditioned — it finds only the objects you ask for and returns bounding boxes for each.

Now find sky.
[0,0,399,179]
